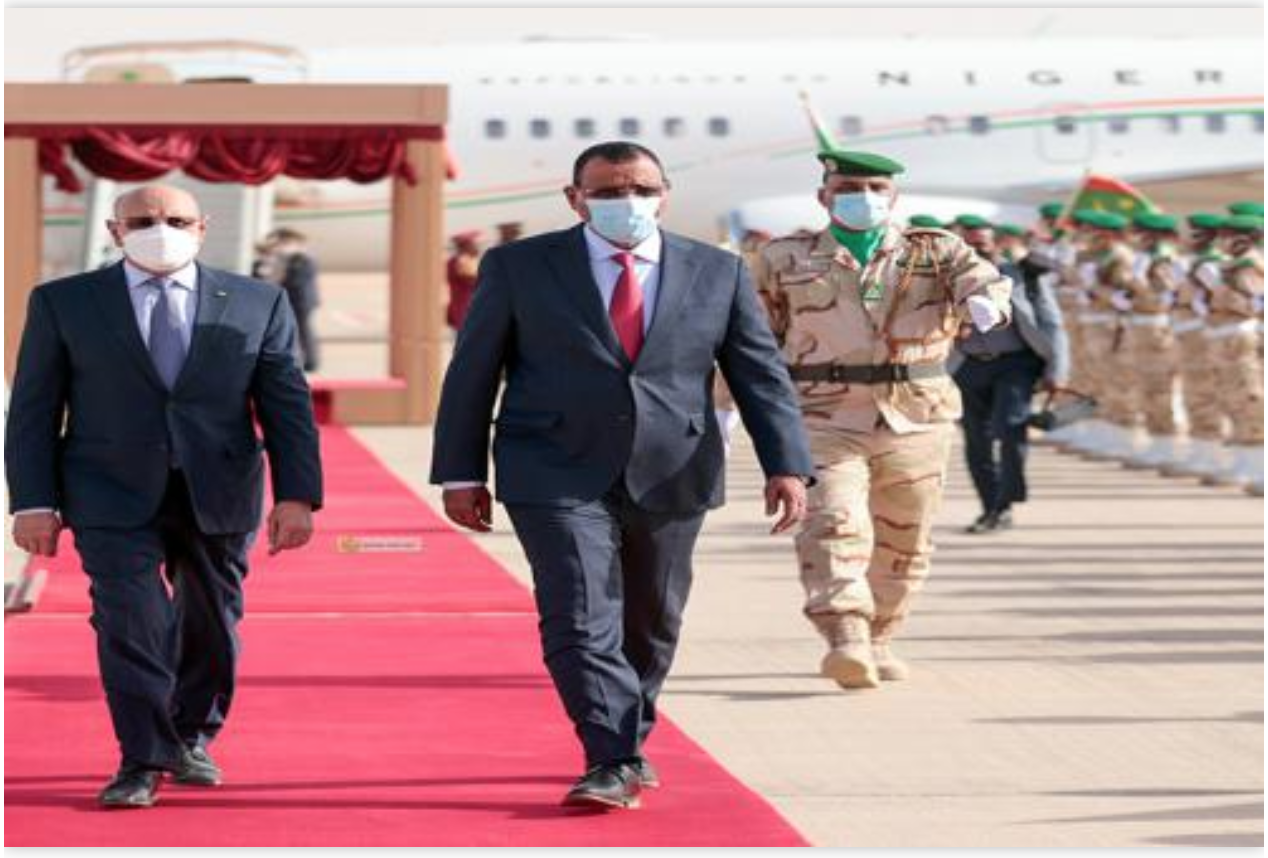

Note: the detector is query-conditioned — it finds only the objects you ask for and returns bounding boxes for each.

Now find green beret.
[1074,210,1127,231]
[1227,201,1264,217]
[907,214,943,228]
[954,213,993,230]
[1038,201,1065,219]
[1224,214,1264,233]
[995,223,1027,237]
[1187,213,1226,230]
[1133,212,1179,232]
[818,149,905,177]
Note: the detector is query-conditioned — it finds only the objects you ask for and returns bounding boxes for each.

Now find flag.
[798,90,838,153]
[1062,173,1160,222]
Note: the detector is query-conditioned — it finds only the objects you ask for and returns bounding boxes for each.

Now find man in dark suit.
[6,185,323,808]
[430,142,814,810]
[950,220,1070,533]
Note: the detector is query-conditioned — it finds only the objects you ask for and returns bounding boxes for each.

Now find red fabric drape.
[14,124,441,193]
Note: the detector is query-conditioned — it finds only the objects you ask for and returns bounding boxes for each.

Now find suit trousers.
[72,470,253,770]
[954,349,1045,514]
[507,481,706,768]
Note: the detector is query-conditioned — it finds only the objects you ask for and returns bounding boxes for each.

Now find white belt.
[1078,312,1116,325]
[1203,319,1259,340]
[1128,314,1171,327]
[1172,318,1205,334]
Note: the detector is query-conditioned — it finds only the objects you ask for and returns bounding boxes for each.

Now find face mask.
[121,225,201,273]
[831,191,892,231]
[586,196,661,246]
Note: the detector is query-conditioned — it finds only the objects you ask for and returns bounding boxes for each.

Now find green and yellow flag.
[1061,173,1159,223]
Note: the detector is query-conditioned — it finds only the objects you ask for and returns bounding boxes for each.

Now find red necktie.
[609,252,645,362]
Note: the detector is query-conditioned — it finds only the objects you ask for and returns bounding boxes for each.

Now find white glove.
[1194,261,1222,291]
[1110,290,1133,312]
[1254,295,1264,315]
[1191,295,1209,316]
[715,409,741,458]
[1160,291,1177,309]
[1078,262,1098,287]
[967,294,1004,332]
[1132,253,1151,280]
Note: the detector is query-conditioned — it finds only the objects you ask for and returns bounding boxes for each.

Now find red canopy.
[4,123,448,193]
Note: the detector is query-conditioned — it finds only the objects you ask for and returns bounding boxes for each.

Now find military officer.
[1163,213,1229,479]
[1122,212,1184,470]
[1206,214,1264,493]
[753,149,1012,689]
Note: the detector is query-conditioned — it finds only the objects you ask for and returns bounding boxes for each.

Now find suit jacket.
[948,258,1071,386]
[5,262,324,535]
[429,224,813,513]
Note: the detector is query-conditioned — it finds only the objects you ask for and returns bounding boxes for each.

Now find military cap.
[1038,201,1065,219]
[1133,212,1179,232]
[1075,210,1128,230]
[995,223,1027,237]
[1223,214,1264,233]
[907,214,944,228]
[817,149,905,177]
[1227,201,1264,217]
[953,213,993,230]
[1187,212,1226,231]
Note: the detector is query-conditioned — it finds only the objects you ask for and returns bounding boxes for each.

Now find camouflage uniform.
[1124,243,1182,441]
[1173,246,1226,444]
[1207,247,1265,446]
[1078,243,1139,443]
[755,224,1011,649]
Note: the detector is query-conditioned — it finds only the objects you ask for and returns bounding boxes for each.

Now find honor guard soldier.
[753,149,1012,689]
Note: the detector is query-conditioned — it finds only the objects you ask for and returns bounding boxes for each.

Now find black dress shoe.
[965,512,993,534]
[632,757,661,789]
[562,763,642,810]
[173,746,222,786]
[967,509,1013,535]
[98,766,161,809]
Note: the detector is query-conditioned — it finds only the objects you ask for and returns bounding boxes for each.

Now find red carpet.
[5,427,807,846]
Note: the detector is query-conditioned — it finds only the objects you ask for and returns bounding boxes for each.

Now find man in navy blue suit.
[6,185,323,808]
[431,142,814,810]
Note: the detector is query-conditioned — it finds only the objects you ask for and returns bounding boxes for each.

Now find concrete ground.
[6,271,1263,846]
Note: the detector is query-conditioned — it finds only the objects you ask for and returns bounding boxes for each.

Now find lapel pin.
[215,290,228,298]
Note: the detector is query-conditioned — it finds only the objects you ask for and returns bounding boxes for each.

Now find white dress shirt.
[444,226,664,491]
[582,225,663,335]
[124,259,199,353]
[15,260,199,516]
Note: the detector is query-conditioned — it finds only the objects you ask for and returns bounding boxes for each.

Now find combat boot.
[819,614,879,689]
[872,643,911,681]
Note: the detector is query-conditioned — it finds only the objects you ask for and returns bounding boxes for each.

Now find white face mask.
[831,191,893,231]
[585,196,662,246]
[121,225,201,273]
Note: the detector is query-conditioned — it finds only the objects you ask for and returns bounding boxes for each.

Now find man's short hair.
[571,141,667,187]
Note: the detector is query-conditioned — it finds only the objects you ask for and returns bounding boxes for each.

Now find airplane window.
[663,117,686,138]
[485,119,507,140]
[1253,113,1265,133]
[1204,113,1227,134]
[1107,116,1131,135]
[839,116,864,137]
[924,115,951,135]
[1160,115,1182,134]
[708,117,730,137]
[620,117,641,136]
[968,115,991,135]
[530,118,551,139]
[1053,116,1078,135]
[574,118,596,138]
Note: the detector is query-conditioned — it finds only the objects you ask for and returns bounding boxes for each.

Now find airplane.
[42,37,1264,273]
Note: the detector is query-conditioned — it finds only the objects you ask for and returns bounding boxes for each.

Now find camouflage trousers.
[795,422,953,644]
[1208,327,1265,445]
[1126,319,1178,436]
[1056,293,1091,394]
[1081,317,1139,427]
[1175,326,1224,440]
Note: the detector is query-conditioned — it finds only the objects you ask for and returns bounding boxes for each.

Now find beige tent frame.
[5,82,449,424]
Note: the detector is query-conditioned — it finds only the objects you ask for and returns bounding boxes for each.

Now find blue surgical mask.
[586,196,661,246]
[831,191,892,231]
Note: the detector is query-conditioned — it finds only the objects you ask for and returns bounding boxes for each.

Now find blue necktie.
[147,277,187,390]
